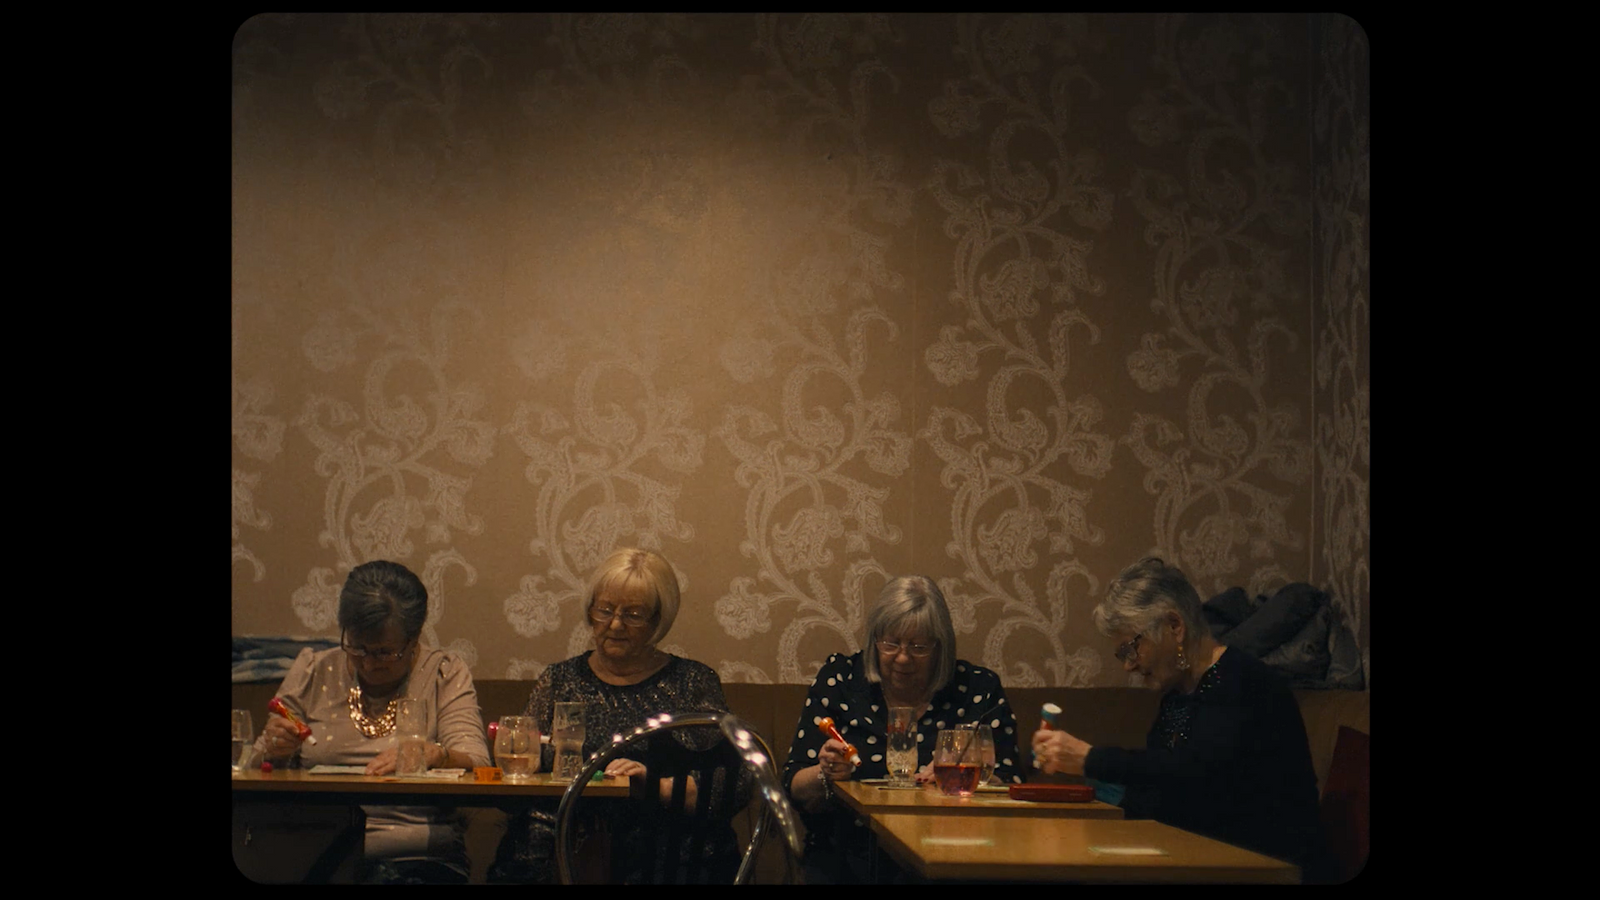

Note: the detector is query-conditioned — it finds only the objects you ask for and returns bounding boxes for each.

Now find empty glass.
[496,715,540,783]
[232,709,254,772]
[552,702,587,782]
[886,706,917,788]
[395,698,429,776]
[933,727,982,797]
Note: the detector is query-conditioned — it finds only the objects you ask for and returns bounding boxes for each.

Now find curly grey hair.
[1091,557,1206,655]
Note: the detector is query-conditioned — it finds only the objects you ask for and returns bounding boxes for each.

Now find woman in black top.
[488,548,745,884]
[1033,557,1330,881]
[783,575,1020,883]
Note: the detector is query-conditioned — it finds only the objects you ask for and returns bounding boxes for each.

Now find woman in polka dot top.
[781,575,1020,882]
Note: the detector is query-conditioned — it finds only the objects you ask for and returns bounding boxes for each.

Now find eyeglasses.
[341,631,412,662]
[1114,633,1145,663]
[589,606,654,627]
[876,639,937,658]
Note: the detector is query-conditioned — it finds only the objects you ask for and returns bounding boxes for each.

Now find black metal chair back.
[554,711,803,884]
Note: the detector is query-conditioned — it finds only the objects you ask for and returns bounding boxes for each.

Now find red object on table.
[267,696,317,744]
[260,761,273,773]
[1008,783,1093,803]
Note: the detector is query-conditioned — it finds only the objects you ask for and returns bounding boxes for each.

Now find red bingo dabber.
[267,697,318,745]
[817,717,862,768]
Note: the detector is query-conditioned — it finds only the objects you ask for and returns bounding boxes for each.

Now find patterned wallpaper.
[232,13,1370,688]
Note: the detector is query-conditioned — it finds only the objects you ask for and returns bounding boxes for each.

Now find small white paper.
[307,765,369,775]
[922,837,995,847]
[1088,846,1168,856]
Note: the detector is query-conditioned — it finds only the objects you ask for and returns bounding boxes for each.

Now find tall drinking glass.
[552,702,587,782]
[886,706,917,788]
[972,723,996,785]
[232,709,254,772]
[395,698,429,776]
[496,715,540,783]
[933,727,981,797]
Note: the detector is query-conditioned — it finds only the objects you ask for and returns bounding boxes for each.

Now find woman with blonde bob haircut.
[585,546,680,648]
[1032,557,1332,881]
[783,575,1021,882]
[489,548,742,884]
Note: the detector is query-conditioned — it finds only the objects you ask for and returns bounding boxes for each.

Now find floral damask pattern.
[289,301,495,660]
[1120,13,1313,598]
[1313,15,1369,673]
[919,14,1115,688]
[231,14,1367,687]
[501,343,704,664]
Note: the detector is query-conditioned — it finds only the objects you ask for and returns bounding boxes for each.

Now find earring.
[1176,642,1190,672]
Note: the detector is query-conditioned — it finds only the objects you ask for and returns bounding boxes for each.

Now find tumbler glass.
[395,698,429,776]
[551,702,587,782]
[886,706,917,787]
[231,709,254,772]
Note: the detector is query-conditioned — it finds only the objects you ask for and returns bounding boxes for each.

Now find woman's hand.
[262,714,306,761]
[365,746,399,776]
[913,762,935,784]
[605,758,647,778]
[817,738,856,782]
[1032,729,1092,775]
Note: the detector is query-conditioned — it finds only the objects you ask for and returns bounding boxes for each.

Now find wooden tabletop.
[867,814,1300,883]
[834,780,1124,819]
[232,768,631,803]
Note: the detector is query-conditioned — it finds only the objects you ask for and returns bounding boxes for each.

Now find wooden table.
[867,814,1300,883]
[232,768,630,805]
[834,780,1124,820]
[232,769,629,882]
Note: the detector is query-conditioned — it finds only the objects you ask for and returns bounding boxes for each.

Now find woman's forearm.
[791,764,831,812]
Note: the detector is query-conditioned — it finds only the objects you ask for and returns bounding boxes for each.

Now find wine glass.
[972,723,996,786]
[933,728,981,797]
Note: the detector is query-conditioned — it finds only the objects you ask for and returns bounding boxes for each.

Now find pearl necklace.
[347,686,399,738]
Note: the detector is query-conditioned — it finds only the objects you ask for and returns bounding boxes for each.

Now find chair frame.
[554,711,802,884]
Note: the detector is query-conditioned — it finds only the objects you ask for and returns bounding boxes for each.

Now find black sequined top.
[488,652,746,884]
[1085,647,1326,873]
[520,651,731,768]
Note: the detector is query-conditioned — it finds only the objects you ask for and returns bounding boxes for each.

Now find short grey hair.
[862,575,957,693]
[586,548,682,646]
[339,560,429,643]
[1092,557,1205,655]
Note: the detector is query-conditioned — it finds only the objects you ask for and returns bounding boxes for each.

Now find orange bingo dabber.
[267,696,318,745]
[816,717,862,767]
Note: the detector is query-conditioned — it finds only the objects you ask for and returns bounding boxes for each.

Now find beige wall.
[231,13,1370,687]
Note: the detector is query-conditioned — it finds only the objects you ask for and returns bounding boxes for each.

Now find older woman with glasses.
[783,575,1020,883]
[1031,557,1330,882]
[255,559,492,884]
[489,548,742,884]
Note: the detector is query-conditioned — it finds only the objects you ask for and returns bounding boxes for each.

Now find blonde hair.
[585,548,682,645]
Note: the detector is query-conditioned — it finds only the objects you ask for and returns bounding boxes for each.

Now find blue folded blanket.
[232,635,338,683]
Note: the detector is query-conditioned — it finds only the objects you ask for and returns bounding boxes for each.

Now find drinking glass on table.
[232,709,254,772]
[552,702,587,782]
[972,723,996,785]
[496,715,540,783]
[395,698,429,776]
[933,727,982,797]
[886,706,917,788]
